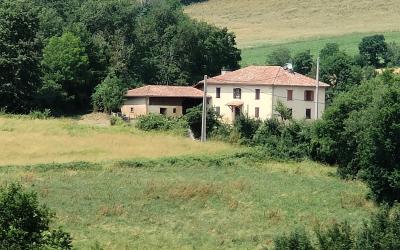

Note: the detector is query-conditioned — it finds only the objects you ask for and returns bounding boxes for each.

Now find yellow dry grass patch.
[185,0,400,47]
[0,117,235,166]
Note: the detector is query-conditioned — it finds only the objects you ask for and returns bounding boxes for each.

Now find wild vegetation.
[0,154,374,249]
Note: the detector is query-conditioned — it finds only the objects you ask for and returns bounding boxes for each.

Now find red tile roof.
[202,66,329,87]
[125,85,204,98]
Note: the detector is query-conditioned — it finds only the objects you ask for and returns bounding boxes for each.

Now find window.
[130,107,134,113]
[255,89,260,100]
[255,107,260,118]
[215,106,220,115]
[306,108,311,119]
[216,87,221,98]
[160,108,167,115]
[173,108,177,114]
[233,88,241,99]
[287,90,293,101]
[304,90,314,101]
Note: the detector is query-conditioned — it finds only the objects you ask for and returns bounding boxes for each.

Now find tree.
[0,183,72,249]
[293,50,313,75]
[41,32,89,113]
[0,0,42,113]
[184,104,220,138]
[266,47,292,66]
[320,43,339,60]
[386,42,400,67]
[275,100,292,121]
[359,34,388,68]
[92,73,127,113]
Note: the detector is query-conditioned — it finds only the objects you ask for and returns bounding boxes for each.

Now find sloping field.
[185,0,400,47]
[0,116,234,166]
[0,159,375,249]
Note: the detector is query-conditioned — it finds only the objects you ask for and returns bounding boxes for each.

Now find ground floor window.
[173,108,177,114]
[306,108,311,119]
[130,107,134,112]
[255,107,260,118]
[160,108,167,115]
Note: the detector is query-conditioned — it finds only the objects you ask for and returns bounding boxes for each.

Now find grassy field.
[185,0,400,48]
[185,0,400,66]
[0,116,234,166]
[1,158,375,249]
[241,32,400,66]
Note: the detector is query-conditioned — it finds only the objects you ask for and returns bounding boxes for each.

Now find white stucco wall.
[207,84,326,122]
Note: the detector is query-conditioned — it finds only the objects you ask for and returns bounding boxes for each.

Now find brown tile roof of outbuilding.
[125,85,204,98]
[201,66,329,87]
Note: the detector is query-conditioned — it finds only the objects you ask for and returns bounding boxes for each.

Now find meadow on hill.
[185,0,400,65]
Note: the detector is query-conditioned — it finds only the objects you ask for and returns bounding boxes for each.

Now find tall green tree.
[359,34,388,68]
[40,32,89,113]
[92,73,127,113]
[266,47,292,66]
[0,0,42,113]
[293,50,313,75]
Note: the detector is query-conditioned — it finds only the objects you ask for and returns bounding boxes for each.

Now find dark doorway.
[234,107,242,120]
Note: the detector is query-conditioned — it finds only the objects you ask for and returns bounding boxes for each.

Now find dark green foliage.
[386,42,400,67]
[273,206,400,250]
[358,34,388,68]
[275,100,293,121]
[311,72,400,203]
[293,50,313,75]
[0,183,72,249]
[1,0,241,115]
[274,229,314,250]
[266,47,292,66]
[184,104,221,138]
[92,74,127,113]
[233,114,261,142]
[0,0,42,113]
[135,113,188,135]
[180,0,207,5]
[40,31,89,114]
[320,43,340,60]
[28,109,52,120]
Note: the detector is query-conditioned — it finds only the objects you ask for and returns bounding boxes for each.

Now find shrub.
[135,113,188,136]
[110,116,126,126]
[274,229,314,250]
[273,205,400,250]
[184,105,221,139]
[0,183,72,249]
[28,109,52,119]
[233,114,261,143]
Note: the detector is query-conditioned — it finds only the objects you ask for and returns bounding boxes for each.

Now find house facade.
[121,85,204,119]
[197,66,329,122]
[121,66,329,122]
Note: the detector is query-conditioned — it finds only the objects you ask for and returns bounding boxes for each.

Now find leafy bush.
[0,183,72,249]
[135,113,188,136]
[110,116,126,126]
[233,114,261,143]
[273,205,400,250]
[28,109,52,119]
[184,105,221,139]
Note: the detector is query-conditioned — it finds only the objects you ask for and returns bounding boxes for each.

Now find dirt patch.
[78,113,110,126]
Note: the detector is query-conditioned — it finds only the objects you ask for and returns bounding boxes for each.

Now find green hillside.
[185,0,400,65]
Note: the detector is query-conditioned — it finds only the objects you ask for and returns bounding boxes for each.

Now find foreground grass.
[0,116,234,166]
[185,0,400,48]
[0,157,375,249]
[241,32,400,66]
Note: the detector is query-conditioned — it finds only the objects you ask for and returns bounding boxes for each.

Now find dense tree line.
[0,0,240,114]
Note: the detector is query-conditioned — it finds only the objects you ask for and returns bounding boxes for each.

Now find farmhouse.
[121,66,329,121]
[197,66,329,122]
[121,85,204,119]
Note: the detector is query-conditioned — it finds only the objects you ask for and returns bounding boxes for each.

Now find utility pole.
[315,57,320,119]
[201,75,208,142]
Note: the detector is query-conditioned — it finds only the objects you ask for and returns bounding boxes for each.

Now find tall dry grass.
[0,117,235,166]
[185,0,400,47]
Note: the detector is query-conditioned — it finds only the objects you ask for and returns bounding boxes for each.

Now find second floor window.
[255,89,260,100]
[304,90,314,101]
[233,88,241,99]
[287,90,293,101]
[216,87,221,98]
